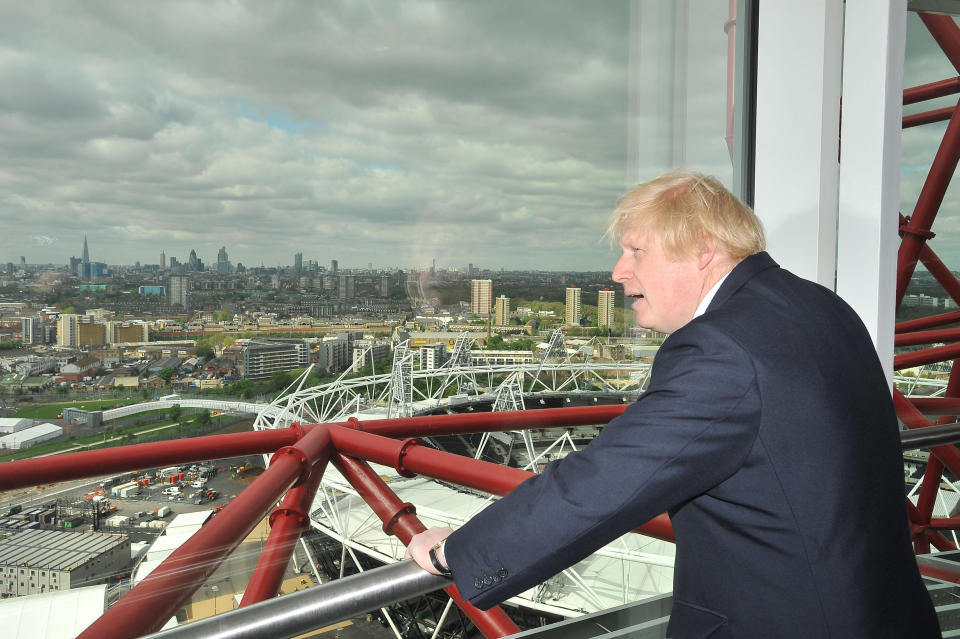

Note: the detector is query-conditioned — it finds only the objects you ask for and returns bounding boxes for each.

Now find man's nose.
[612,255,631,283]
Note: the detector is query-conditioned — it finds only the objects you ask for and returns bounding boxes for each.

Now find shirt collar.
[693,271,732,319]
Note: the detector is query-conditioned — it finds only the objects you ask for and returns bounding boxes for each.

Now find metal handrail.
[143,560,451,639]
[901,423,960,451]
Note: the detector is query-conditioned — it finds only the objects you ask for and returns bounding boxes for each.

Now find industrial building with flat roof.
[0,530,131,597]
[0,423,62,450]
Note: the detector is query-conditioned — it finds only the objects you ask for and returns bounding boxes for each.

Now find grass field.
[12,398,143,419]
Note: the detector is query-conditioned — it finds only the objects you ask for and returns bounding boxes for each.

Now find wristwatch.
[428,538,452,577]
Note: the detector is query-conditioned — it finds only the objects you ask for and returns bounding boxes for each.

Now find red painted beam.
[0,427,299,492]
[333,453,521,638]
[0,407,624,492]
[894,390,960,479]
[903,76,960,105]
[896,98,960,304]
[909,397,960,415]
[328,425,675,543]
[77,426,332,639]
[919,563,960,583]
[894,342,960,370]
[239,457,328,607]
[347,404,628,438]
[917,456,943,522]
[904,105,955,129]
[921,13,960,74]
[927,517,960,531]
[919,242,960,308]
[896,310,960,333]
[894,327,960,346]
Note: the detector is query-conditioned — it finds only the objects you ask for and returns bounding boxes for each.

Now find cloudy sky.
[0,3,957,272]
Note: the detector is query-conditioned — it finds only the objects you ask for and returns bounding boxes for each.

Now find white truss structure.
[387,340,414,418]
[245,352,667,626]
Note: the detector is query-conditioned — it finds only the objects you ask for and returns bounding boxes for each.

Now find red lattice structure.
[896,12,960,565]
[0,406,674,639]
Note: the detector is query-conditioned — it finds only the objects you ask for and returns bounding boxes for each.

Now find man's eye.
[630,248,643,256]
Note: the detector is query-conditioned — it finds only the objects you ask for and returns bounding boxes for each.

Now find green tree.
[268,370,293,392]
[56,385,69,396]
[158,367,175,381]
[170,404,182,423]
[196,344,215,360]
[197,410,212,426]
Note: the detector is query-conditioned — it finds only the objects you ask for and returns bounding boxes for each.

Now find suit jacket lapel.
[706,251,779,313]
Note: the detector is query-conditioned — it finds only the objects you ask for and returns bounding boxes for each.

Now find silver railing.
[143,560,451,639]
[901,423,960,451]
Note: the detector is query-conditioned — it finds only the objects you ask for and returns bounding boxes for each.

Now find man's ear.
[697,237,717,271]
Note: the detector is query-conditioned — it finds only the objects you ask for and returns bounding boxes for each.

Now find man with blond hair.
[410,172,939,638]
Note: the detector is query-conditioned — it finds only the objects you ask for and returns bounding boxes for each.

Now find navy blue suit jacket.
[444,252,940,638]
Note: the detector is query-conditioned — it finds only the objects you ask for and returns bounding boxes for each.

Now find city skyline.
[1,5,957,274]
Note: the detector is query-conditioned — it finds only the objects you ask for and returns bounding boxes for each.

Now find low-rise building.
[0,423,62,450]
[0,530,131,597]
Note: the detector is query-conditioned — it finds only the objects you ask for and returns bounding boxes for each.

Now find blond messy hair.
[607,171,765,260]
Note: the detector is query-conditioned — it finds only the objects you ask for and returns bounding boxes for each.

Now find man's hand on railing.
[406,526,454,575]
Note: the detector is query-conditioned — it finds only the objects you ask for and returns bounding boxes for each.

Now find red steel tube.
[921,13,960,74]
[328,425,675,543]
[926,529,958,552]
[896,309,960,333]
[239,457,329,607]
[894,342,960,370]
[916,455,943,522]
[927,517,960,530]
[919,242,960,308]
[903,76,960,105]
[333,454,521,638]
[896,98,960,303]
[77,426,332,639]
[894,390,960,478]
[919,563,960,583]
[0,407,626,492]
[343,405,628,439]
[0,427,299,492]
[909,398,960,415]
[904,105,955,129]
[895,327,960,346]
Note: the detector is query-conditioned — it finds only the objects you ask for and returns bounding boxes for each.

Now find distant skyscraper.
[471,280,493,316]
[495,295,510,326]
[81,235,91,281]
[565,286,582,326]
[598,288,616,329]
[294,252,303,274]
[189,249,200,271]
[21,317,37,345]
[330,259,338,274]
[160,250,166,270]
[338,274,355,300]
[168,275,190,310]
[217,246,231,275]
[380,275,389,297]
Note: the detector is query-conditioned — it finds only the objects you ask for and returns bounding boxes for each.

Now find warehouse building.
[0,530,130,597]
[0,423,62,450]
